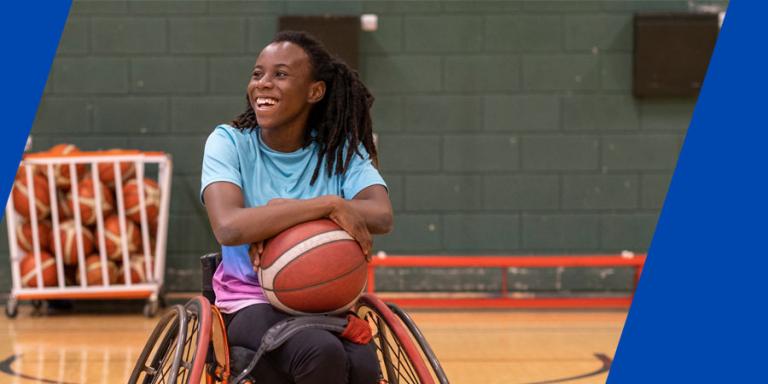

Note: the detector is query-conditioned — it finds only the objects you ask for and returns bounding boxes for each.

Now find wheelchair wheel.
[130,297,212,384]
[182,296,212,383]
[204,306,230,384]
[388,303,449,384]
[129,305,188,383]
[356,294,439,384]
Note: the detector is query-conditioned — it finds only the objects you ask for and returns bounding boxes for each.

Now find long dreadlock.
[231,31,378,185]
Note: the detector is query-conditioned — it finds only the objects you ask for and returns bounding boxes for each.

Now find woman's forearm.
[216,195,338,245]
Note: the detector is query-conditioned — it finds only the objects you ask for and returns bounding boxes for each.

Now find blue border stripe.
[609,2,768,382]
[0,2,71,216]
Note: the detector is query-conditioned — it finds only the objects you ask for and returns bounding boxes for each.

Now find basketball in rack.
[4,146,173,318]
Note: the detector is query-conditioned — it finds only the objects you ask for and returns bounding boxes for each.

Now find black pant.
[225,304,380,384]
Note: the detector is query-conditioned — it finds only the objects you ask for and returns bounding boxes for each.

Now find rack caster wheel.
[30,300,47,316]
[32,300,44,310]
[158,290,168,309]
[5,298,18,318]
[143,299,159,318]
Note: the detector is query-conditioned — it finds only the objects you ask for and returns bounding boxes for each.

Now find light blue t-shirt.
[201,124,386,313]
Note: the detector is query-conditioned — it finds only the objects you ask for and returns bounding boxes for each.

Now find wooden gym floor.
[0,304,627,384]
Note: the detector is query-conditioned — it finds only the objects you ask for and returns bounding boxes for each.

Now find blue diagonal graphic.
[609,2,768,382]
[0,2,72,215]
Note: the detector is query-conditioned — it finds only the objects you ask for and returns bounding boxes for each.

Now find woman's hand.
[249,198,297,272]
[326,196,373,259]
[248,241,264,272]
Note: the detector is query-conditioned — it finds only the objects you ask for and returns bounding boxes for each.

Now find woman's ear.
[308,80,326,104]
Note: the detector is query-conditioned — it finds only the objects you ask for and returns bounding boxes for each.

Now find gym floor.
[0,304,627,384]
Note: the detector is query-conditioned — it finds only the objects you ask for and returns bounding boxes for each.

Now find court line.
[0,354,78,384]
[523,353,612,384]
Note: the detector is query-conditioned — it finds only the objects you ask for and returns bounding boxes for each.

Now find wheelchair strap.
[231,315,348,383]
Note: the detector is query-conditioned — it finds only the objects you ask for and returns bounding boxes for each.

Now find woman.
[201,31,392,383]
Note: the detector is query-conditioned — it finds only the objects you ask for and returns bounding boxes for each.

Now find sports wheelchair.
[129,253,449,383]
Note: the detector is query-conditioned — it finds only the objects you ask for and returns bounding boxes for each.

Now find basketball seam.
[260,229,353,270]
[263,257,366,293]
[21,258,55,286]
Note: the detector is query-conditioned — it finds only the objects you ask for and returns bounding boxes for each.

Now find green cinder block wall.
[0,0,726,293]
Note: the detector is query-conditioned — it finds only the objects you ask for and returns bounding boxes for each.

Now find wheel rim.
[387,303,449,384]
[129,305,186,384]
[130,297,213,384]
[355,294,435,384]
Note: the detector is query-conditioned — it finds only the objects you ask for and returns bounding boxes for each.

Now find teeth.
[257,97,277,106]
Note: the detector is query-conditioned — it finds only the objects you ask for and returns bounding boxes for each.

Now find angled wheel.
[204,305,230,384]
[129,305,188,383]
[355,294,442,384]
[129,297,211,384]
[180,296,212,383]
[388,303,449,384]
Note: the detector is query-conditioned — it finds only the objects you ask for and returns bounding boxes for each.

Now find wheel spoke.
[362,307,420,384]
[179,310,200,382]
[129,298,212,384]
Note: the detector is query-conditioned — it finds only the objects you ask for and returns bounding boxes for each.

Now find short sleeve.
[200,126,243,204]
[341,145,387,199]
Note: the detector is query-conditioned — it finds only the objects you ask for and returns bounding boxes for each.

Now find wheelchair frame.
[129,254,449,384]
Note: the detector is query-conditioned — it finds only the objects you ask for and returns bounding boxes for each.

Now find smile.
[256,97,279,110]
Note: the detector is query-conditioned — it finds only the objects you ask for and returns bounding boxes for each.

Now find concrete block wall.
[0,0,726,292]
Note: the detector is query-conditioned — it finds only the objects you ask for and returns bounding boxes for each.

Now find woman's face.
[248,41,325,132]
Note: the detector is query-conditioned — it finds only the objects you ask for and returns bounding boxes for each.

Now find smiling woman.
[232,32,378,184]
[200,31,393,383]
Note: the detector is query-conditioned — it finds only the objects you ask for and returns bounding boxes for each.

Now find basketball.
[122,178,161,226]
[46,143,85,190]
[76,255,118,285]
[57,192,73,219]
[19,251,58,288]
[67,177,114,225]
[117,255,152,284]
[259,219,367,315]
[98,214,141,260]
[55,220,95,265]
[96,150,135,186]
[13,169,51,219]
[16,220,52,253]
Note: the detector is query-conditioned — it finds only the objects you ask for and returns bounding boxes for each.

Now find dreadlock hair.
[231,30,377,185]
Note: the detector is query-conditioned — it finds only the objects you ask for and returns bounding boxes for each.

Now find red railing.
[366,254,646,309]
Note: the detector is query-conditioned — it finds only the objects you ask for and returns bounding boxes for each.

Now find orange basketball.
[98,214,141,260]
[122,178,161,225]
[12,169,51,219]
[56,192,73,219]
[259,219,367,315]
[55,220,94,265]
[67,177,114,225]
[96,150,135,186]
[76,255,118,285]
[45,143,85,190]
[117,255,153,284]
[16,220,52,253]
[19,251,58,288]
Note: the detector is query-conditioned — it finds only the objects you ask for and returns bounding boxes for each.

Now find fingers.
[329,217,370,257]
[358,228,372,257]
[327,199,372,258]
[248,242,262,272]
[346,222,372,259]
